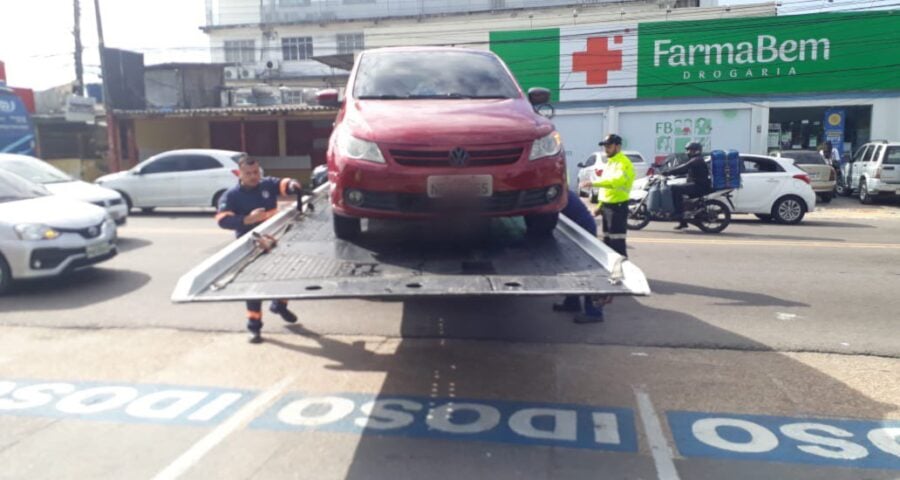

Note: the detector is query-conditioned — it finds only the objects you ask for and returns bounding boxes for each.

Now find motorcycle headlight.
[336,130,385,164]
[15,224,60,241]
[529,131,563,161]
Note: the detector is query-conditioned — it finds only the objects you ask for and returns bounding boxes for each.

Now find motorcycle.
[627,174,734,233]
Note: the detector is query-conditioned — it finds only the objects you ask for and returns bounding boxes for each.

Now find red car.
[324,47,567,239]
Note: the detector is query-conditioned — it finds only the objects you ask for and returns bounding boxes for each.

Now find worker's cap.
[598,134,623,146]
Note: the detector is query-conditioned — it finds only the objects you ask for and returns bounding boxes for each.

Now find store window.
[224,40,256,63]
[768,105,871,157]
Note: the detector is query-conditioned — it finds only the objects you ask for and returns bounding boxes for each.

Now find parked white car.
[0,153,128,225]
[0,169,117,293]
[577,150,652,203]
[631,153,816,224]
[95,149,247,212]
[837,141,900,204]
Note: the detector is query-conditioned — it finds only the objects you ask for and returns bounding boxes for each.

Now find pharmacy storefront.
[491,10,900,176]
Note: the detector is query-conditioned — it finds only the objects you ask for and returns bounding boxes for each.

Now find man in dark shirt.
[216,156,303,343]
[665,142,711,230]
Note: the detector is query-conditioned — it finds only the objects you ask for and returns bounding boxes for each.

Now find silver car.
[0,153,128,225]
[0,170,117,294]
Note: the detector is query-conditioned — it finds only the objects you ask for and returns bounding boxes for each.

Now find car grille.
[389,147,524,168]
[352,186,559,213]
[56,222,105,239]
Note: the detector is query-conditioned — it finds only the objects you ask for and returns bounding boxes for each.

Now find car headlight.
[529,131,562,161]
[336,130,385,164]
[14,224,60,241]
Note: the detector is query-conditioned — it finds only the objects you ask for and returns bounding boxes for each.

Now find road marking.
[151,375,295,480]
[634,387,681,480]
[123,228,223,235]
[631,237,900,250]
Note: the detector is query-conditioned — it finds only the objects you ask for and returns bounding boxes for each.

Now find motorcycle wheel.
[694,199,731,234]
[626,199,651,230]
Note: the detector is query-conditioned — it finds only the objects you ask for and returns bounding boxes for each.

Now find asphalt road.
[1,195,898,479]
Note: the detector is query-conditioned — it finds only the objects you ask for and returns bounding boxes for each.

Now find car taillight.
[829,168,836,181]
[793,174,811,184]
[875,167,882,179]
[647,167,655,176]
[231,169,240,177]
[595,169,604,177]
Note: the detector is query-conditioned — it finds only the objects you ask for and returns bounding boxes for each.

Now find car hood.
[346,98,551,145]
[0,196,108,228]
[95,171,132,184]
[45,180,121,202]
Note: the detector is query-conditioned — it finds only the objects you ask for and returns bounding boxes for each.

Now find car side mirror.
[317,89,340,108]
[527,87,551,106]
[576,162,585,168]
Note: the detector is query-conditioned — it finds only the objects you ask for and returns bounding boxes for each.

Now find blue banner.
[823,108,846,160]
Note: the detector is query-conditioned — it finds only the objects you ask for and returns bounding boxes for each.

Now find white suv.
[838,141,900,204]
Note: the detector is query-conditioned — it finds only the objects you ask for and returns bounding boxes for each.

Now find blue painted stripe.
[0,379,254,427]
[669,411,900,470]
[1,134,34,153]
[252,392,638,452]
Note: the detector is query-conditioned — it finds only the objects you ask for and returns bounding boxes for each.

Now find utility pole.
[94,0,119,172]
[73,0,84,95]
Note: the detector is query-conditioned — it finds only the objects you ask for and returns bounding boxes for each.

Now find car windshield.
[353,51,521,100]
[0,157,73,184]
[626,154,644,164]
[782,151,826,165]
[0,170,51,203]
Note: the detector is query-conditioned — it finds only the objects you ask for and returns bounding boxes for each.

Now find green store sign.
[637,11,900,98]
[490,11,900,101]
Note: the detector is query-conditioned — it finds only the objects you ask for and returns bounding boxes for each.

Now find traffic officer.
[580,134,635,256]
[215,156,303,343]
[576,134,635,323]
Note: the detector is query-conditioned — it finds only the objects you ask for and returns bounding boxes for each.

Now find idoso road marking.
[251,392,638,452]
[0,380,251,426]
[668,411,900,470]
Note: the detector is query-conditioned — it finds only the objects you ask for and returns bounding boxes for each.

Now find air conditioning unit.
[224,66,257,80]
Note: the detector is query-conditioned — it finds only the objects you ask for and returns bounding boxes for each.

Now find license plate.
[427,175,493,198]
[85,242,111,258]
[809,173,821,180]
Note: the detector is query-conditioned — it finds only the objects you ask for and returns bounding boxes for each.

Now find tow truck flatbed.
[172,188,650,303]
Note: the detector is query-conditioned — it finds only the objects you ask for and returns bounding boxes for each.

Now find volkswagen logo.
[87,226,99,237]
[448,147,469,167]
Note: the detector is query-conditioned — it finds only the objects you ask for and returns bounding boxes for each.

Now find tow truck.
[172,186,650,303]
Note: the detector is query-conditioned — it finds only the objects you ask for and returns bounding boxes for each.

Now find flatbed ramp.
[172,190,650,303]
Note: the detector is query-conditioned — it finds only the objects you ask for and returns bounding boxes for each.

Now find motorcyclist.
[663,142,711,230]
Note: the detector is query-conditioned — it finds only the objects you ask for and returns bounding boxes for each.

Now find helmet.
[685,142,703,153]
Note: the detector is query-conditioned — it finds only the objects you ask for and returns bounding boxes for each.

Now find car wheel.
[772,196,806,225]
[524,212,559,236]
[333,214,361,240]
[141,207,156,214]
[212,190,226,208]
[117,191,133,211]
[755,214,774,222]
[859,179,873,204]
[818,192,832,203]
[0,255,11,295]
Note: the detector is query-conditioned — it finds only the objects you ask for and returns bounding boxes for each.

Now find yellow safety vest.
[591,151,635,205]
